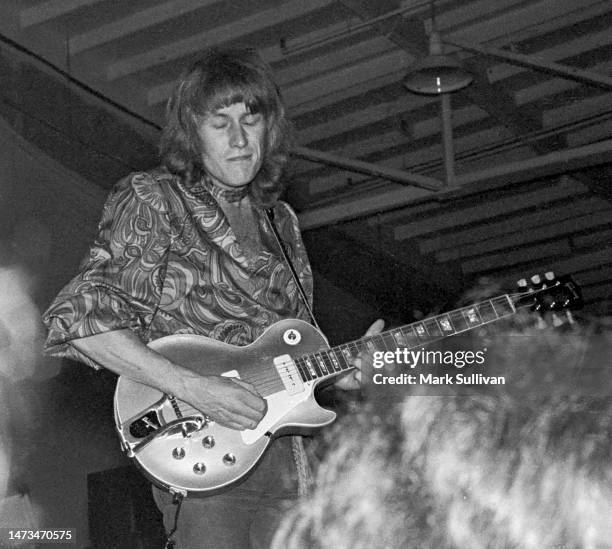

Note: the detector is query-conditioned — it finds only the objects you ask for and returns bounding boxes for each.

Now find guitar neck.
[294,294,517,383]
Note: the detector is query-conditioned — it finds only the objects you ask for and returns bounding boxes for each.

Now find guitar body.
[114,319,336,496]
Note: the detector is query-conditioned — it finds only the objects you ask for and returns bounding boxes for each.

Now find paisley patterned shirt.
[43,168,313,369]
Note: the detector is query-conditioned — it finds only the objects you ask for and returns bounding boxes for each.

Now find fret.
[462,306,482,327]
[314,354,329,376]
[476,300,497,322]
[322,350,341,373]
[353,340,367,355]
[423,318,442,337]
[399,325,421,348]
[448,310,469,332]
[437,314,455,334]
[491,295,515,316]
[331,347,351,371]
[413,322,429,340]
[367,336,385,353]
[382,332,398,350]
[340,345,355,366]
[319,352,336,375]
[303,356,320,378]
[295,357,311,382]
[392,329,407,347]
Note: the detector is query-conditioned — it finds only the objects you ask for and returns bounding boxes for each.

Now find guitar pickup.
[274,354,305,395]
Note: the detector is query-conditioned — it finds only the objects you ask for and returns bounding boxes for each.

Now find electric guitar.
[114,272,581,496]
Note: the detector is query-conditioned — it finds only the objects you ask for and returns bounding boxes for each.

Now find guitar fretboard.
[293,295,516,382]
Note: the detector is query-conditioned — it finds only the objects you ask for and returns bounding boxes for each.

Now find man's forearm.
[70,329,192,397]
[69,329,267,430]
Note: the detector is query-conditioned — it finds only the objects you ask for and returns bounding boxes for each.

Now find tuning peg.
[517,278,527,288]
[544,271,555,281]
[531,274,541,285]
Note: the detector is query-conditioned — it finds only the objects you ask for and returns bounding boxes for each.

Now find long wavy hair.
[160,47,292,206]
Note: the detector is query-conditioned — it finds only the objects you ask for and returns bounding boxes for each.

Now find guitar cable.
[164,492,184,549]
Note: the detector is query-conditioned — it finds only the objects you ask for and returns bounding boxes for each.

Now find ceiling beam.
[394,179,589,240]
[20,0,104,27]
[297,139,612,229]
[447,38,612,91]
[146,16,367,106]
[69,0,221,55]
[293,146,443,190]
[107,0,335,81]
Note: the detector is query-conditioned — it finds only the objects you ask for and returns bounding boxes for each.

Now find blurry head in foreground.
[274,324,612,549]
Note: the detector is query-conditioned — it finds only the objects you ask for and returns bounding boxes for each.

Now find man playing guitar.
[43,47,382,549]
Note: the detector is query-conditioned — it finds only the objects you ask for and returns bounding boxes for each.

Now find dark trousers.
[153,436,299,549]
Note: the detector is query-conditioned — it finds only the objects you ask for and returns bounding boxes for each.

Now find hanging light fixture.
[403,2,473,94]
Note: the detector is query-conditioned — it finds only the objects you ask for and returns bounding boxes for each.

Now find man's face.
[198,102,266,191]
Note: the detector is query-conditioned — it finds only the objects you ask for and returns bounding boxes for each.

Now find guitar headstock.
[513,272,583,325]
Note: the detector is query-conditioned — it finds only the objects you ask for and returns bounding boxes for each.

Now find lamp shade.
[403,31,473,94]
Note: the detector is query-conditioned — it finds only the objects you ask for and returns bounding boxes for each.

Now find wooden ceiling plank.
[516,60,612,105]
[294,146,443,190]
[433,0,539,33]
[324,88,611,165]
[443,0,607,47]
[450,37,612,91]
[307,126,519,195]
[490,246,612,287]
[20,0,104,27]
[284,49,409,108]
[298,139,612,229]
[289,71,400,117]
[436,209,612,262]
[275,37,393,87]
[70,0,222,55]
[455,138,612,187]
[487,26,612,83]
[108,0,335,81]
[484,0,612,48]
[297,94,433,144]
[461,239,572,274]
[394,180,588,240]
[420,197,611,254]
[146,16,370,105]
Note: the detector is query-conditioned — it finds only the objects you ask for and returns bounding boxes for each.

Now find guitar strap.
[265,208,321,331]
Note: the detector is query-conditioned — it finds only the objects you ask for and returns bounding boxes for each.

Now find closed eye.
[242,113,262,126]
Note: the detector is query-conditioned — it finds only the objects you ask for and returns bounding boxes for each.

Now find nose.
[229,121,247,148]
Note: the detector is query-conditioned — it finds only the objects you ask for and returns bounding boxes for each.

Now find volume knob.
[202,436,215,449]
[193,463,206,475]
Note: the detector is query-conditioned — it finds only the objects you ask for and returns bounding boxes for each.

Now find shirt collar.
[201,177,249,204]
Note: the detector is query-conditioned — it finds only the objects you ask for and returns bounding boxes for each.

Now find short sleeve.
[42,172,174,367]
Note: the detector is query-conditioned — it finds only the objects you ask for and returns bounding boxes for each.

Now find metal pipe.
[445,38,612,91]
[298,139,612,229]
[282,1,433,56]
[439,93,456,186]
[292,146,444,191]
